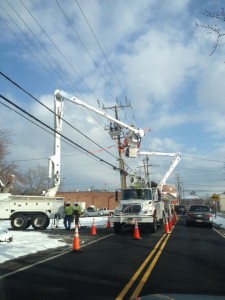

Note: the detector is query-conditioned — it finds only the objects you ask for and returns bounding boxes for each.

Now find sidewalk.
[215,212,225,219]
[213,213,225,229]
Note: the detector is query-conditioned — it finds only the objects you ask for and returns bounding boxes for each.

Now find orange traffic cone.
[106,214,111,229]
[174,211,178,222]
[171,209,176,225]
[72,225,81,252]
[164,218,170,234]
[90,218,97,235]
[133,219,141,240]
[172,214,175,226]
[168,216,173,230]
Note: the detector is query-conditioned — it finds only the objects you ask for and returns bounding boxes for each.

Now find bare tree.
[0,128,13,159]
[0,129,49,195]
[0,128,22,192]
[196,9,225,55]
[22,165,49,195]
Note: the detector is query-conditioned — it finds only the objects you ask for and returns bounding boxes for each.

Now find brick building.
[57,191,120,209]
[57,185,177,209]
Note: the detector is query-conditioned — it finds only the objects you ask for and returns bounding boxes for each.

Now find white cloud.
[1,0,225,196]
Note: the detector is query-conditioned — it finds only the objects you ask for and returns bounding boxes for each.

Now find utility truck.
[0,92,65,230]
[52,90,181,233]
[0,192,64,230]
[110,152,181,233]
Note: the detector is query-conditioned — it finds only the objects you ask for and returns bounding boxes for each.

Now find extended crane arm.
[138,151,179,157]
[54,90,145,139]
[158,152,181,191]
[45,93,63,197]
[138,151,181,191]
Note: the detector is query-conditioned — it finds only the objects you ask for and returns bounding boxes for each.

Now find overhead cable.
[0,94,121,173]
[76,0,128,101]
[0,71,117,160]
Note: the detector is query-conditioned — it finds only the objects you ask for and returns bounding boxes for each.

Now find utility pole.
[104,104,130,189]
[114,105,126,189]
[176,173,182,204]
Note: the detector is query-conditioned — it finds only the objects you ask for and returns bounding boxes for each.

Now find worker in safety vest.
[63,202,74,230]
[73,203,82,227]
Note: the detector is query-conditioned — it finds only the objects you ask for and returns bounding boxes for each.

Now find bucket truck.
[53,90,181,233]
[0,94,64,230]
[110,152,181,233]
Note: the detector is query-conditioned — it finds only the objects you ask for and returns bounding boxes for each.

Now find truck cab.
[111,187,165,233]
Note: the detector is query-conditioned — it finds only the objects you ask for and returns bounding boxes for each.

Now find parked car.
[186,204,213,228]
[175,205,187,214]
[83,207,102,217]
[98,207,114,216]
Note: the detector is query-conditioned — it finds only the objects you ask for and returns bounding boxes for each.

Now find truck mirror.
[115,190,118,201]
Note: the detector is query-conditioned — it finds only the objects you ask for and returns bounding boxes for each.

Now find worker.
[73,203,82,227]
[63,202,74,230]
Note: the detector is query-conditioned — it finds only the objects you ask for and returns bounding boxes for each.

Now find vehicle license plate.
[196,219,203,222]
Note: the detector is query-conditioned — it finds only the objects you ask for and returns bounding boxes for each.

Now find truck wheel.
[114,222,122,233]
[11,214,28,230]
[31,214,49,230]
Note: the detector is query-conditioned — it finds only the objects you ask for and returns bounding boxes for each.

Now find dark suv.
[174,205,187,214]
[186,204,213,228]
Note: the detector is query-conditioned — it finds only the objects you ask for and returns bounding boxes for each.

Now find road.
[0,216,225,300]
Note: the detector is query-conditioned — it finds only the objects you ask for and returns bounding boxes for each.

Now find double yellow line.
[115,232,171,300]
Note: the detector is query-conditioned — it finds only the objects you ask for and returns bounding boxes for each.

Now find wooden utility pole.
[104,104,130,189]
[114,105,127,189]
[176,173,182,204]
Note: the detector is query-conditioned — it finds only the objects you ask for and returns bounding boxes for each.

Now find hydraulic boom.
[54,90,145,157]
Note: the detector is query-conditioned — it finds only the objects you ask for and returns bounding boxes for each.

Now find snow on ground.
[0,216,108,264]
[0,215,225,264]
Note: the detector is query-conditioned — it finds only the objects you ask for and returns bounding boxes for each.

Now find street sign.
[211,193,220,201]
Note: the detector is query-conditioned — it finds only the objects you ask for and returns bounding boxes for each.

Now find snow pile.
[0,227,13,243]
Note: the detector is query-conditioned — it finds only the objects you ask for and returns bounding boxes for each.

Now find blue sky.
[1,0,225,197]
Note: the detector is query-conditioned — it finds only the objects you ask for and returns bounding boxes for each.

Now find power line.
[0,71,118,160]
[1,71,136,175]
[55,0,118,100]
[182,154,225,163]
[1,1,136,173]
[76,0,128,101]
[2,0,121,144]
[0,99,114,161]
[0,1,72,90]
[0,94,122,173]
[19,0,99,100]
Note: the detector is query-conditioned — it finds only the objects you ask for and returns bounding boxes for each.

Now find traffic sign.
[211,193,220,201]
